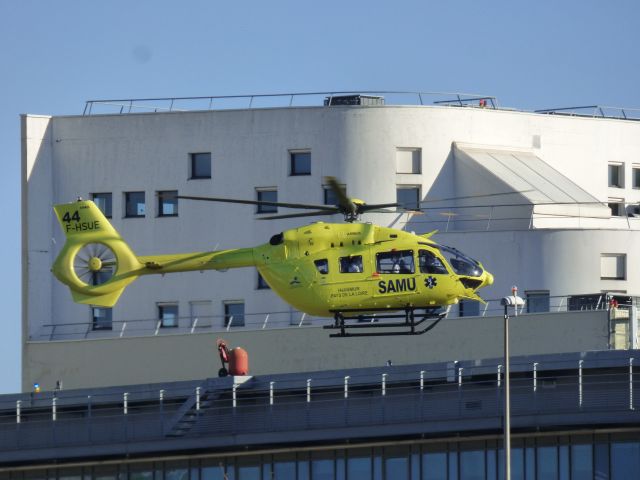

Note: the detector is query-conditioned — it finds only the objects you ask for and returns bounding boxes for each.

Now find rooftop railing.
[33,293,624,342]
[82,91,498,116]
[81,92,640,122]
[0,353,636,462]
[535,105,640,121]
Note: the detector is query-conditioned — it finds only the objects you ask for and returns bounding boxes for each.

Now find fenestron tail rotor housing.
[73,242,117,286]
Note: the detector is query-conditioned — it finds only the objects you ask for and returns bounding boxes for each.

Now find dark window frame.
[158,303,179,328]
[190,152,212,179]
[323,184,346,206]
[608,163,624,188]
[256,189,278,214]
[608,199,625,217]
[91,307,113,331]
[633,166,640,189]
[396,186,421,211]
[91,192,112,218]
[290,150,311,176]
[257,272,270,290]
[157,190,178,217]
[224,302,245,327]
[124,191,146,218]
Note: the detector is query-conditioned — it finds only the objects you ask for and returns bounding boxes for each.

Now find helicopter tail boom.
[52,200,257,307]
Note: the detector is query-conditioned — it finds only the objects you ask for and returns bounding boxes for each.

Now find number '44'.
[62,211,81,223]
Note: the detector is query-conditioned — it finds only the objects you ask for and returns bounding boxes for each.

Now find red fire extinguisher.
[217,339,249,377]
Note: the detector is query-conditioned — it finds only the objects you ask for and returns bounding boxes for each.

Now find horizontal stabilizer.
[71,287,126,307]
[420,230,438,239]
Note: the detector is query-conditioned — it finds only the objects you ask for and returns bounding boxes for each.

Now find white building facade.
[21,93,640,389]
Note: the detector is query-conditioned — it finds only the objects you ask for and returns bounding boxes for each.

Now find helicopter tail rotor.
[52,201,143,307]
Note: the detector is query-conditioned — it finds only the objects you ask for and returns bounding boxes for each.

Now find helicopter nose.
[483,271,494,287]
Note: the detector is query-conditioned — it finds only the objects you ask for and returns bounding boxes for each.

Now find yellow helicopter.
[51,178,493,336]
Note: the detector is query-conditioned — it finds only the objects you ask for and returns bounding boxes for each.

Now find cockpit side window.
[376,250,414,274]
[314,259,329,274]
[339,256,363,273]
[419,250,448,274]
[436,245,483,277]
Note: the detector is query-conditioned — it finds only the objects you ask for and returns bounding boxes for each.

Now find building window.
[526,290,550,313]
[324,184,346,206]
[124,191,145,218]
[91,307,112,330]
[459,299,480,317]
[91,193,112,218]
[397,186,420,211]
[190,152,211,179]
[608,198,625,217]
[224,302,245,327]
[608,163,624,188]
[189,301,212,328]
[157,190,178,217]
[290,150,311,176]
[396,147,422,174]
[257,272,270,289]
[158,303,178,328]
[601,254,626,280]
[256,189,278,214]
[376,250,415,274]
[633,165,640,189]
[339,256,363,273]
[91,265,114,286]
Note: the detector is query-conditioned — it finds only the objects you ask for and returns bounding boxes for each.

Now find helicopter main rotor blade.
[174,195,337,211]
[359,202,400,211]
[418,189,536,205]
[324,176,353,211]
[257,210,340,220]
[362,208,403,214]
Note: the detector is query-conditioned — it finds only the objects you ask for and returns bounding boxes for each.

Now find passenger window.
[339,256,363,273]
[419,250,448,274]
[314,259,329,274]
[376,250,414,274]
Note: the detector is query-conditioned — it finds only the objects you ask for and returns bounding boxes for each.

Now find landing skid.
[324,307,446,337]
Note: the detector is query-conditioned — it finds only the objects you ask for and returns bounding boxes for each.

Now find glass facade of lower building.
[2,432,639,480]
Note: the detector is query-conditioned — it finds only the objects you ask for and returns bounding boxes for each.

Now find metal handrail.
[535,105,640,121]
[397,198,640,233]
[0,358,636,458]
[33,293,624,342]
[1,351,633,403]
[82,91,498,116]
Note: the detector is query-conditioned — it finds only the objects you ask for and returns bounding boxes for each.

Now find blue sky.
[1,0,639,394]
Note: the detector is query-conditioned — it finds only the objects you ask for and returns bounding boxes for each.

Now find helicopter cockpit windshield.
[436,245,483,277]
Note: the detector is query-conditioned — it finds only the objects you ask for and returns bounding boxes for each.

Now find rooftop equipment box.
[324,95,385,106]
